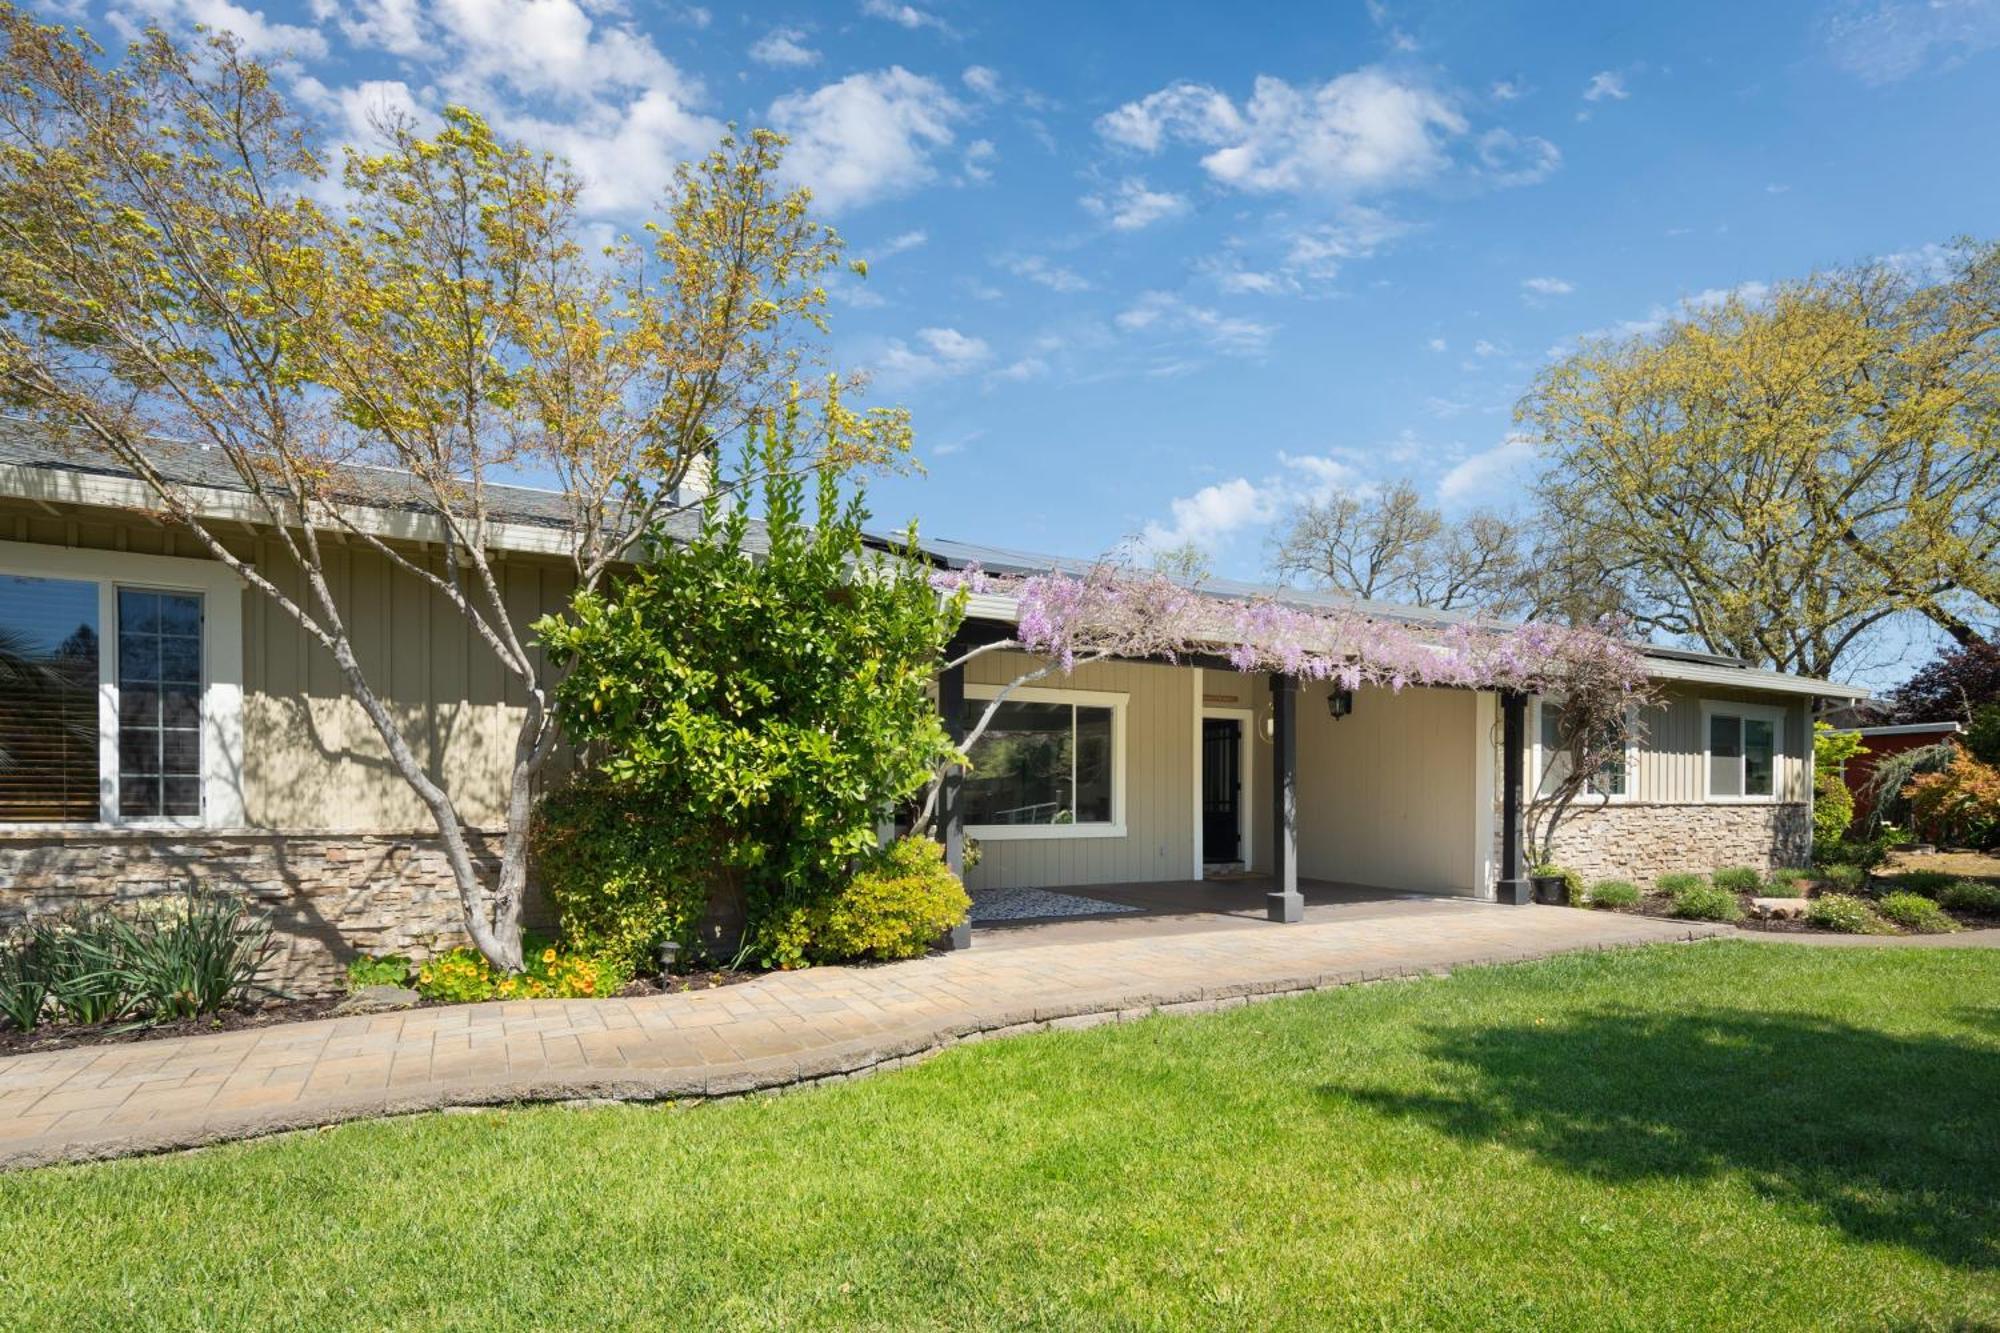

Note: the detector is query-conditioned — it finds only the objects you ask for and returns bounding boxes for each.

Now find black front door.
[1202,717,1242,864]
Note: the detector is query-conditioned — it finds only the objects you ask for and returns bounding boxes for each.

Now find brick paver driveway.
[0,898,1727,1171]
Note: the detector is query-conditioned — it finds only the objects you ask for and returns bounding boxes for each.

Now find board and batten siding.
[1629,683,1811,804]
[961,650,1195,891]
[1,500,573,831]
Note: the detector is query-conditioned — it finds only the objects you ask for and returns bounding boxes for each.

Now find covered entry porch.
[935,644,1538,949]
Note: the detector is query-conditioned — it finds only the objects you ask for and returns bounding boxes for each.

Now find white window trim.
[1530,695,1636,804]
[0,541,245,830]
[962,682,1127,840]
[1700,698,1787,804]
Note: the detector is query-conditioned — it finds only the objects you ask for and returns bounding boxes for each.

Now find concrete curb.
[0,925,1732,1173]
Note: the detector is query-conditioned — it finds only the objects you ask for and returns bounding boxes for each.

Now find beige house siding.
[961,650,1195,891]
[1629,683,1811,803]
[1,500,571,832]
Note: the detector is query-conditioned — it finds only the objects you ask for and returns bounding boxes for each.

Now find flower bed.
[1573,852,2000,936]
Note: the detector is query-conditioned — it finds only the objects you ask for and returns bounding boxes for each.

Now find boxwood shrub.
[1711,866,1763,894]
[1655,872,1706,896]
[1670,885,1743,922]
[1585,880,1640,909]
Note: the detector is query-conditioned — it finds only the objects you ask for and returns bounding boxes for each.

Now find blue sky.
[53,0,2000,586]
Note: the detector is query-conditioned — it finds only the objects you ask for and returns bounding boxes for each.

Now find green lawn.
[3,943,1996,1331]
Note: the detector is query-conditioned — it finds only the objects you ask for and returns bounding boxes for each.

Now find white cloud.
[1583,71,1630,102]
[119,0,327,58]
[1138,453,1358,553]
[1547,279,1775,356]
[989,356,1049,383]
[1824,0,2000,83]
[879,229,929,255]
[749,26,818,67]
[293,76,428,144]
[768,68,964,213]
[1426,336,1447,352]
[1475,128,1561,186]
[1522,275,1575,297]
[303,0,722,216]
[961,138,997,183]
[326,0,424,56]
[1472,339,1503,357]
[1116,291,1275,357]
[1284,205,1410,279]
[861,0,946,31]
[1490,79,1524,101]
[1138,477,1279,552]
[875,325,991,381]
[963,65,1002,99]
[1081,177,1190,231]
[1438,433,1538,507]
[1004,255,1091,293]
[1100,68,1467,196]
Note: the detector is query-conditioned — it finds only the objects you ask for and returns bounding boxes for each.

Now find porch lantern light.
[657,939,682,983]
[1326,687,1354,720]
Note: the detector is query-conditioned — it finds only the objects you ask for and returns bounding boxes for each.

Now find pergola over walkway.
[933,619,1540,951]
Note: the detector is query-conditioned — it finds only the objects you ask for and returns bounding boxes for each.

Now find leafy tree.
[538,396,963,969]
[0,14,901,969]
[1887,640,2000,724]
[1813,721,1867,854]
[1522,241,2000,679]
[1267,480,1535,617]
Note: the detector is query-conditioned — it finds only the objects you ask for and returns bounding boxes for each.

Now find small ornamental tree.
[1812,721,1867,854]
[0,15,900,971]
[538,395,963,969]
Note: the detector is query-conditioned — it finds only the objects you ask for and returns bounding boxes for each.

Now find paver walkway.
[0,901,1733,1170]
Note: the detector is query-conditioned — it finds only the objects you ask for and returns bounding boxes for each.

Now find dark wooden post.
[937,661,972,948]
[1496,689,1531,904]
[1268,673,1303,923]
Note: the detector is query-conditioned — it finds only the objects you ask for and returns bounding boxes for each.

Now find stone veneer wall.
[0,830,549,997]
[1539,802,1812,884]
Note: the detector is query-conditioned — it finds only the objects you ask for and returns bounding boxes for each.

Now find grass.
[3,944,1997,1330]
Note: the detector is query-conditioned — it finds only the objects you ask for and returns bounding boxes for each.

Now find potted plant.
[1529,863,1578,905]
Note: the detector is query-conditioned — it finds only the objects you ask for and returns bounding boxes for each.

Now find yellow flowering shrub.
[414,941,628,1003]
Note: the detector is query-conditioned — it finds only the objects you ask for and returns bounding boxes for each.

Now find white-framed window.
[0,541,243,829]
[1701,699,1785,802]
[1532,696,1634,801]
[961,683,1126,840]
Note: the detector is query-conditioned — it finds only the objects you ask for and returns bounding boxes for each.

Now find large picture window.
[0,542,242,828]
[0,575,101,823]
[962,686,1125,838]
[1703,702,1782,801]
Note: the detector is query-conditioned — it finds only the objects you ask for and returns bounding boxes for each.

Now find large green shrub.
[1818,863,1866,892]
[539,406,966,968]
[1876,892,1960,934]
[1670,885,1743,922]
[761,837,970,967]
[533,772,714,976]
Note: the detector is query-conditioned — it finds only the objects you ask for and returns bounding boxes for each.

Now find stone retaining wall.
[1540,802,1812,884]
[0,830,548,996]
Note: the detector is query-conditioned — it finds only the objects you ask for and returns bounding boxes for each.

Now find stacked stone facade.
[0,830,547,997]
[1538,802,1813,884]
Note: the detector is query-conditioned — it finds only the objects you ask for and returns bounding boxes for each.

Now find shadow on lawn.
[1325,1006,2000,1270]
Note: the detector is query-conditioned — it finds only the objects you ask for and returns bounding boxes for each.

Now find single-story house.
[0,428,1866,990]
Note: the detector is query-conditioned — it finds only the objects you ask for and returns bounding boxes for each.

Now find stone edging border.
[1,924,1734,1173]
